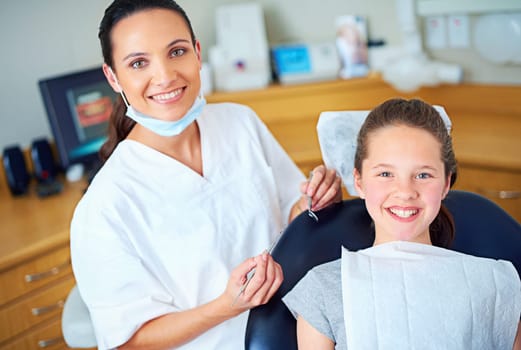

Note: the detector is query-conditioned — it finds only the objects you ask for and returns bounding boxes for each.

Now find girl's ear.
[353,168,365,199]
[442,173,452,199]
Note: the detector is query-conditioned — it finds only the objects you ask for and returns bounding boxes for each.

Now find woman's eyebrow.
[121,39,191,62]
[165,38,191,49]
[122,51,147,62]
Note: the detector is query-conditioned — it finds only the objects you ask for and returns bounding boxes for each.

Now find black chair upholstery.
[245,190,521,350]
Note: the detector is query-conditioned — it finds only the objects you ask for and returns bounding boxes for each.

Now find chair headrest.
[317,106,452,196]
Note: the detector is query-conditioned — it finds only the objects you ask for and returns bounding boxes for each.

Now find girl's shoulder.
[308,259,342,284]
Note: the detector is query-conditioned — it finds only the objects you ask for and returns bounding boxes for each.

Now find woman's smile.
[150,87,184,103]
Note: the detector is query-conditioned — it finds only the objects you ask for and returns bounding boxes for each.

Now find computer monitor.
[38,66,116,176]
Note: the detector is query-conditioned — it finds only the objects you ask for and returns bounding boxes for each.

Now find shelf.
[417,0,521,15]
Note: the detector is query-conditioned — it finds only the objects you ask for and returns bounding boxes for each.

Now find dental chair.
[244,190,521,350]
[61,284,96,348]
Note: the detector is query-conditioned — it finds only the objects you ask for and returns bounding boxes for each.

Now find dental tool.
[307,171,319,222]
[231,230,284,306]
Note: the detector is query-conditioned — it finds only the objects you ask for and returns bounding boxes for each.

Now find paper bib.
[341,241,520,350]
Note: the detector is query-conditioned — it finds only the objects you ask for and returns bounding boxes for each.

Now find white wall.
[0,0,519,152]
[1,0,112,151]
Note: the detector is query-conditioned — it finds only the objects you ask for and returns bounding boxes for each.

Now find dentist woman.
[70,0,342,349]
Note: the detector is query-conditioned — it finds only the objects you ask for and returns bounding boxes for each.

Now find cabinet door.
[455,166,521,222]
[0,246,72,306]
[0,277,75,343]
[0,317,65,350]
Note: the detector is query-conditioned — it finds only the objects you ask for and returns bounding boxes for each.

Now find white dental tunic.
[70,103,304,350]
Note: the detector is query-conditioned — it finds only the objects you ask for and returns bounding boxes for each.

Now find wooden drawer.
[454,166,521,222]
[0,277,75,343]
[0,316,66,350]
[0,246,72,306]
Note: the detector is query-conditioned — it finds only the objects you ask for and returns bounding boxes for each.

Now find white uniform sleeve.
[70,191,177,350]
[245,107,306,222]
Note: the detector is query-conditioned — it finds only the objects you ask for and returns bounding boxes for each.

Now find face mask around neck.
[109,67,206,137]
[125,94,206,137]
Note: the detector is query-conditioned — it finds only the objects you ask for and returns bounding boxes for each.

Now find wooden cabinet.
[0,246,72,307]
[207,75,521,221]
[454,166,520,220]
[450,111,521,222]
[0,175,85,349]
[1,317,66,350]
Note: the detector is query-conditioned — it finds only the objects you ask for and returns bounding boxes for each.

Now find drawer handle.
[31,299,64,316]
[479,189,521,200]
[25,260,70,282]
[38,337,63,348]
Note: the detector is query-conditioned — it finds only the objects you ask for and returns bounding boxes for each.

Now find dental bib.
[341,241,520,350]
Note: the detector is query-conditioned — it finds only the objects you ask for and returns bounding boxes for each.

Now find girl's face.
[354,125,451,246]
[103,8,201,122]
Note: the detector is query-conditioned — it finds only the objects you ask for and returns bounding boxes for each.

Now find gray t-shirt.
[282,259,346,349]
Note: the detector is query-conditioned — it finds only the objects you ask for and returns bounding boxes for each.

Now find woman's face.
[354,125,451,246]
[104,8,201,122]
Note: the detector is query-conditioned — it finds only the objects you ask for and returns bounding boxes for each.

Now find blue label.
[273,46,311,74]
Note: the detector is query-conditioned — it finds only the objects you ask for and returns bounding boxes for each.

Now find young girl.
[283,98,521,349]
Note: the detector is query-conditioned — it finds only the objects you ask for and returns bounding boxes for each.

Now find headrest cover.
[317,106,452,196]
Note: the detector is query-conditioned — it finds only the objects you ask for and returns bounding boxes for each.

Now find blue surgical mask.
[109,67,206,137]
[124,94,206,137]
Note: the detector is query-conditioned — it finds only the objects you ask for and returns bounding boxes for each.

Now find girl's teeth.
[390,208,418,218]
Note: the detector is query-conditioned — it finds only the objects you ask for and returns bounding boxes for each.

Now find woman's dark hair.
[354,98,458,248]
[98,0,197,161]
